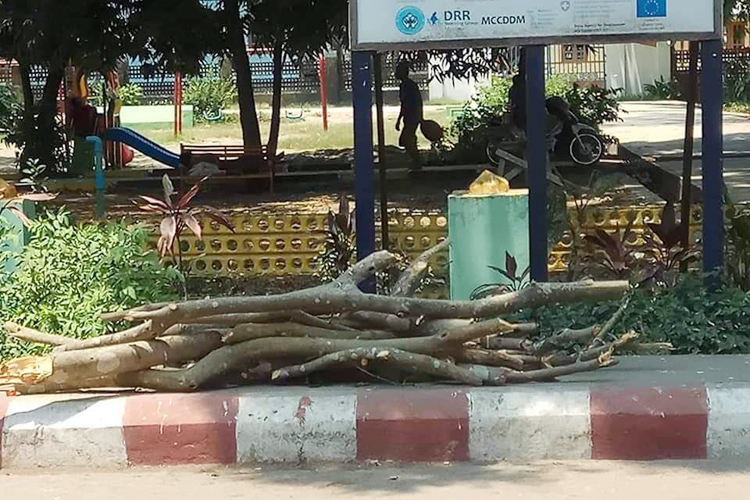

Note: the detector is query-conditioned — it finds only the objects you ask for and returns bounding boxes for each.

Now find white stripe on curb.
[469,388,591,462]
[3,395,127,468]
[707,387,750,460]
[236,388,357,463]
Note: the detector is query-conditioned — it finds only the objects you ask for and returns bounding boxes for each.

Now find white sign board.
[351,0,721,50]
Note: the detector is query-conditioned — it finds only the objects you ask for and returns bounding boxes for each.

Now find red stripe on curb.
[123,392,238,465]
[591,387,708,460]
[0,394,8,469]
[357,388,469,462]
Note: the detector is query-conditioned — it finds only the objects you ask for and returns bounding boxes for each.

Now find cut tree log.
[4,322,76,347]
[0,333,223,387]
[224,322,396,344]
[392,238,450,297]
[463,352,617,385]
[272,347,483,386]
[0,246,632,394]
[113,252,629,332]
[53,321,155,353]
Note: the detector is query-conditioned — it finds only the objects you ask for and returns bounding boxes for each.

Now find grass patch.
[129,106,451,153]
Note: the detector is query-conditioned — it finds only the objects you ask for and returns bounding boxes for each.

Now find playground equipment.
[103,127,180,168]
[65,65,135,174]
[86,136,106,218]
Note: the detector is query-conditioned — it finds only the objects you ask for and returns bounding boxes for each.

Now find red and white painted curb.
[0,385,746,468]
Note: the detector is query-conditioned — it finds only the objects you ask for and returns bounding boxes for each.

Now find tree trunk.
[17,60,34,111]
[18,61,65,169]
[225,0,262,148]
[267,40,284,158]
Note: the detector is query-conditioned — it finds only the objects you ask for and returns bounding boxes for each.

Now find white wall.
[428,75,489,102]
[605,42,672,97]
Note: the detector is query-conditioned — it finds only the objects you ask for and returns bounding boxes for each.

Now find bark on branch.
[272,347,483,386]
[392,238,449,297]
[4,322,76,347]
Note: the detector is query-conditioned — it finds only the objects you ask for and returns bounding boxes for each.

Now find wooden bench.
[180,143,276,192]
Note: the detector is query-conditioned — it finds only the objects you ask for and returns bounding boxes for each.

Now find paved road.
[4,462,750,500]
[603,101,750,203]
[603,101,750,159]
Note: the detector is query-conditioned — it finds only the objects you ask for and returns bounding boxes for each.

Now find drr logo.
[396,6,426,35]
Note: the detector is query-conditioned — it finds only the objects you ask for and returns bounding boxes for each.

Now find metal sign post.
[352,52,377,271]
[701,39,724,273]
[525,46,549,282]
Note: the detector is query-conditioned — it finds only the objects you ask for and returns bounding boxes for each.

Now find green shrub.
[183,75,237,122]
[119,83,144,106]
[0,210,183,360]
[562,83,622,128]
[450,75,622,156]
[725,59,750,104]
[449,75,513,156]
[0,82,21,133]
[511,275,750,355]
[643,76,682,100]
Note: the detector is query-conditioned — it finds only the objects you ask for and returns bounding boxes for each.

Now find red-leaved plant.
[642,204,700,286]
[583,218,636,279]
[1,192,57,226]
[138,175,235,271]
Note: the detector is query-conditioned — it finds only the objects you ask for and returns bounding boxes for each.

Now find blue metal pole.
[525,45,549,282]
[352,51,376,267]
[86,136,105,219]
[701,39,724,273]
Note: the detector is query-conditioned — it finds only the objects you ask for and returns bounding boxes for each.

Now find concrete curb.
[0,384,745,468]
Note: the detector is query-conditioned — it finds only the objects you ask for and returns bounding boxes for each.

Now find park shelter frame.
[350,0,725,282]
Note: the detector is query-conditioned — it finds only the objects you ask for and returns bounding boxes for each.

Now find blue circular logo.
[396,6,426,36]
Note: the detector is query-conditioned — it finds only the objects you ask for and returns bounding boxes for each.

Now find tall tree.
[0,0,216,171]
[249,0,347,156]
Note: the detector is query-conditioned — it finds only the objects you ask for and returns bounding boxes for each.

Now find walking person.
[395,62,423,170]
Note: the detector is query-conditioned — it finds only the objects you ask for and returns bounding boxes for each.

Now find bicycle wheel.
[569,132,603,166]
[486,141,504,166]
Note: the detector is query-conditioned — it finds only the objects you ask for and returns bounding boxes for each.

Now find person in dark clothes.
[66,96,99,137]
[508,74,527,131]
[395,62,423,169]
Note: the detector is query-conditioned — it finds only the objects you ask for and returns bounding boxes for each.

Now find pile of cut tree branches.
[0,244,668,394]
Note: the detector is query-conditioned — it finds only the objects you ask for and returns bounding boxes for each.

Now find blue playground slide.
[103,127,181,168]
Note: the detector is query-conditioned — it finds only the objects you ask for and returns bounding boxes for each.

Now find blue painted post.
[525,46,549,282]
[86,136,105,219]
[352,51,376,270]
[701,40,724,273]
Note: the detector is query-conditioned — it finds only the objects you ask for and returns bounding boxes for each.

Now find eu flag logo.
[637,0,667,18]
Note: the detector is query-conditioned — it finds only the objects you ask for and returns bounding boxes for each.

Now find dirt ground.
[2,461,748,500]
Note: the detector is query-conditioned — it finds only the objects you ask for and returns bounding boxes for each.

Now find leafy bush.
[183,75,237,122]
[3,108,70,175]
[511,275,750,355]
[450,75,622,156]
[0,210,183,360]
[562,83,622,128]
[643,76,682,100]
[725,59,750,104]
[0,83,21,133]
[119,83,144,106]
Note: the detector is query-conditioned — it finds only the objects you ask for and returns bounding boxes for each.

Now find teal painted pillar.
[448,190,530,300]
[87,136,105,219]
[0,200,35,273]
